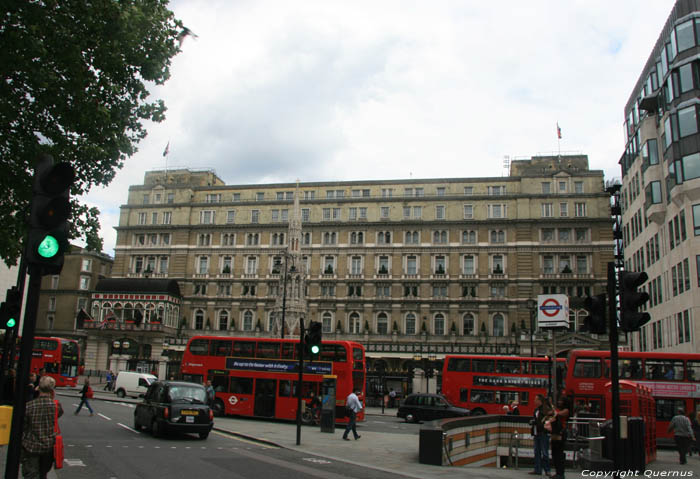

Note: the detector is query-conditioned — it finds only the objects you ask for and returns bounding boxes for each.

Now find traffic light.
[619,271,651,332]
[582,294,607,334]
[305,321,322,359]
[25,154,75,275]
[1,287,21,331]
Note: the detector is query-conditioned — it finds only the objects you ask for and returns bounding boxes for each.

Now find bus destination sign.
[225,357,332,375]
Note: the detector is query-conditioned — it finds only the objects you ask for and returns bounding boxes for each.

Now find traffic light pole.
[5,266,42,479]
[296,319,305,446]
[607,261,622,471]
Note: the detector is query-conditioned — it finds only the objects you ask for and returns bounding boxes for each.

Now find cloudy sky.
[82,0,675,256]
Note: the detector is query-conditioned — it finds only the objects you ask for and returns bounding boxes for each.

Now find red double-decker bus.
[566,349,700,446]
[180,336,366,423]
[31,337,80,387]
[442,355,567,416]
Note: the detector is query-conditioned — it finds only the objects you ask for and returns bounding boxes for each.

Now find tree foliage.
[0,0,184,265]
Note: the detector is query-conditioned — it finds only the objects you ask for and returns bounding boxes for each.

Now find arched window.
[492,313,505,336]
[434,313,445,335]
[194,310,204,330]
[376,312,388,334]
[322,312,333,333]
[463,313,475,335]
[243,311,253,331]
[405,313,416,335]
[218,310,229,330]
[349,312,361,334]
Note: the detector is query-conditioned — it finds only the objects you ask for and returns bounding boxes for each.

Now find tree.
[0,1,186,264]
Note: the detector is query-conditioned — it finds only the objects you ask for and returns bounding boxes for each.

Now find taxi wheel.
[151,419,161,438]
[199,431,209,440]
[133,416,141,431]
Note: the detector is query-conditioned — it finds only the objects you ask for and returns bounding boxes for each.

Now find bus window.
[619,359,643,379]
[496,360,520,374]
[459,388,469,402]
[34,339,58,351]
[497,391,519,404]
[189,339,209,355]
[279,380,293,397]
[257,342,280,359]
[281,343,296,360]
[353,347,363,361]
[688,361,700,382]
[321,344,347,362]
[470,390,495,403]
[520,392,529,405]
[645,360,683,380]
[522,361,530,374]
[656,398,687,421]
[447,358,470,372]
[232,341,255,358]
[230,377,253,394]
[531,362,549,375]
[352,371,364,392]
[472,359,495,373]
[211,340,232,356]
[211,374,228,392]
[573,358,602,378]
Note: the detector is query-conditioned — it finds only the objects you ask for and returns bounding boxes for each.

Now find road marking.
[117,423,139,434]
[212,430,277,449]
[64,459,86,467]
[106,445,112,448]
[98,413,111,421]
[85,445,93,448]
[302,458,332,464]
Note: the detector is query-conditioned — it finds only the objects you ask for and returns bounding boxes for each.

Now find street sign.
[537,294,569,328]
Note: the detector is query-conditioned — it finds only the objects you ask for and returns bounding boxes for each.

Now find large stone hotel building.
[83,154,614,392]
[619,0,700,354]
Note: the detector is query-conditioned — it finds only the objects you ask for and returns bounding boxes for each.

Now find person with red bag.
[21,375,63,479]
[74,378,95,416]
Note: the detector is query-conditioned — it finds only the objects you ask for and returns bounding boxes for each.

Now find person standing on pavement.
[549,388,571,479]
[529,394,553,476]
[205,380,215,407]
[104,371,112,391]
[21,375,63,479]
[74,379,94,416]
[342,389,363,441]
[668,408,695,464]
[389,388,397,408]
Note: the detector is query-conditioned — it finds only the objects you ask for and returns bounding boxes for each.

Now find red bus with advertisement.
[442,355,567,416]
[180,335,366,423]
[31,337,80,387]
[566,349,700,446]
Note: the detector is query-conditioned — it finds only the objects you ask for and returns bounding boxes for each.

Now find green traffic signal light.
[310,344,320,355]
[38,235,59,258]
[6,318,15,328]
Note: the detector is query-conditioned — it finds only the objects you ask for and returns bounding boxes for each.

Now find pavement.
[51,378,700,479]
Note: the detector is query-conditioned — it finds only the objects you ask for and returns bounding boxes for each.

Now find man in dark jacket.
[529,394,552,476]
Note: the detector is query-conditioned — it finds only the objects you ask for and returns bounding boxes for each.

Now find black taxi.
[134,380,214,439]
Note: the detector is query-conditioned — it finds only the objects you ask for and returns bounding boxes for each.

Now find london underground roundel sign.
[537,294,569,328]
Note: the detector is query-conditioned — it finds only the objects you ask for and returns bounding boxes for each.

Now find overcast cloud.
[81,0,674,256]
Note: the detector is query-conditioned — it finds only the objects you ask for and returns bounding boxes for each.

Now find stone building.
[100,154,614,393]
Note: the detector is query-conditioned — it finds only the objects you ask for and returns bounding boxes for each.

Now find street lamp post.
[526,299,537,356]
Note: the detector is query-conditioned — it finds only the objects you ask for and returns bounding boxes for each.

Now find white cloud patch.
[80,0,675,256]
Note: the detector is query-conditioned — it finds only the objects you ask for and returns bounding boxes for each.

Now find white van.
[114,371,157,398]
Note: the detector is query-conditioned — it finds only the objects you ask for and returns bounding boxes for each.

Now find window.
[349,312,361,334]
[542,203,552,217]
[464,186,473,195]
[575,202,587,217]
[302,208,310,222]
[405,313,416,335]
[488,204,506,218]
[350,256,362,275]
[246,256,257,274]
[558,228,571,242]
[199,210,215,224]
[303,191,315,200]
[492,313,504,336]
[323,256,335,274]
[167,193,174,204]
[542,182,551,194]
[378,256,389,274]
[197,256,209,275]
[406,256,417,275]
[435,205,445,220]
[359,207,367,219]
[574,181,584,193]
[558,181,567,193]
[542,228,554,242]
[489,185,505,195]
[676,19,696,52]
[376,284,391,297]
[378,231,391,244]
[463,314,475,335]
[348,208,357,220]
[246,233,259,245]
[648,181,662,204]
[350,231,364,244]
[323,232,337,245]
[79,276,90,290]
[433,230,447,244]
[352,189,361,197]
[576,256,588,273]
[463,255,475,275]
[434,255,446,274]
[463,204,473,219]
[376,313,388,334]
[242,311,254,331]
[405,231,419,244]
[142,194,149,204]
[225,211,235,224]
[81,259,92,272]
[163,211,172,224]
[543,255,554,274]
[575,228,588,242]
[490,230,505,243]
[432,284,447,297]
[560,203,568,217]
[48,297,56,312]
[205,194,221,203]
[138,212,147,225]
[436,187,446,196]
[433,313,445,335]
[159,256,168,274]
[51,275,59,289]
[683,152,700,181]
[462,230,476,244]
[218,311,229,331]
[251,210,259,223]
[151,212,158,224]
[491,255,504,274]
[321,312,333,333]
[678,105,698,138]
[380,207,390,219]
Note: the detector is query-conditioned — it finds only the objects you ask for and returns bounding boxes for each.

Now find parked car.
[397,393,470,423]
[134,380,214,439]
[114,371,157,398]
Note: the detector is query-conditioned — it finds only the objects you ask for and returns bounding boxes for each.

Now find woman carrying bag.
[74,379,95,416]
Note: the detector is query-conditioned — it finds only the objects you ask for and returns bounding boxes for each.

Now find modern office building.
[619,0,700,353]
[91,154,614,393]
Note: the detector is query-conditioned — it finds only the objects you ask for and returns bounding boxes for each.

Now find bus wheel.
[116,389,126,398]
[471,408,486,416]
[212,399,225,417]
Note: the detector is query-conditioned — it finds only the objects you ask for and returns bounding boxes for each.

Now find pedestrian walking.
[389,388,397,408]
[529,394,554,476]
[104,371,112,391]
[342,388,363,441]
[668,408,695,464]
[74,379,94,416]
[21,376,63,479]
[205,380,215,407]
[549,388,571,479]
